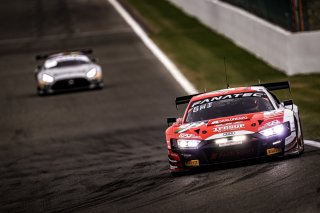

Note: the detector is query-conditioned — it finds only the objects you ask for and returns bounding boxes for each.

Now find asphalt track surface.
[0,1,319,212]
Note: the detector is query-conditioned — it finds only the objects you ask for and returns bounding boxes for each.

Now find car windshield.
[185,92,274,123]
[44,55,90,69]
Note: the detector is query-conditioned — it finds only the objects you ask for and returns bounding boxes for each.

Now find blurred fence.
[221,0,320,32]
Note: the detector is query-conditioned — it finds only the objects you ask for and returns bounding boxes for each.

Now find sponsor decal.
[175,122,204,133]
[191,92,264,108]
[213,123,245,132]
[258,120,281,131]
[185,160,199,167]
[223,132,236,136]
[210,116,248,125]
[264,110,284,119]
[179,133,196,138]
[266,147,282,155]
[265,120,280,127]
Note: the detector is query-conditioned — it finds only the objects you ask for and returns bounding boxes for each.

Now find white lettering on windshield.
[191,92,265,108]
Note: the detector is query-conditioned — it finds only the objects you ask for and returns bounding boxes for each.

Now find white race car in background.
[35,49,104,95]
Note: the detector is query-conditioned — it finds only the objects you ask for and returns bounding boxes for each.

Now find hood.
[168,109,285,140]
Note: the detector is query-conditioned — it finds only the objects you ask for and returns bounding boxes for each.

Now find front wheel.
[297,117,304,155]
[37,88,45,96]
[294,116,304,156]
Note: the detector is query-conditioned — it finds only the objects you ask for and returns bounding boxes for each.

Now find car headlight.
[215,138,228,145]
[86,68,97,78]
[42,74,54,83]
[259,124,285,137]
[177,139,201,149]
[215,135,246,147]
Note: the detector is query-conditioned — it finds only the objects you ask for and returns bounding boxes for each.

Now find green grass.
[126,0,320,140]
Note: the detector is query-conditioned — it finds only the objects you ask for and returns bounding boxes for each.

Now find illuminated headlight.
[232,135,246,142]
[86,68,97,78]
[259,124,284,137]
[215,138,228,145]
[177,139,201,149]
[42,74,54,83]
[215,135,246,146]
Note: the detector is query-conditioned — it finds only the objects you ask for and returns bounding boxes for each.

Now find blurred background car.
[35,49,104,95]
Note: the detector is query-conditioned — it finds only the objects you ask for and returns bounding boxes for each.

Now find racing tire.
[294,116,304,156]
[297,116,304,155]
[37,88,46,96]
[96,82,104,90]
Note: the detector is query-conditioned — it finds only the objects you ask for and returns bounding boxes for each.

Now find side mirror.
[167,117,177,126]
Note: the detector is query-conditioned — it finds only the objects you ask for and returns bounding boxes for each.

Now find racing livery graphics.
[166,82,304,173]
[35,49,104,95]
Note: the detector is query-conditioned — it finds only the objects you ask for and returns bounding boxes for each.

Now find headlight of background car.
[86,68,97,78]
[177,139,201,149]
[42,74,54,83]
[259,124,285,137]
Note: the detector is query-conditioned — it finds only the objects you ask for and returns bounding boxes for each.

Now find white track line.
[108,0,198,95]
[305,140,320,148]
[109,0,320,149]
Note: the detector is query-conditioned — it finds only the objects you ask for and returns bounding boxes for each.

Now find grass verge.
[125,0,320,140]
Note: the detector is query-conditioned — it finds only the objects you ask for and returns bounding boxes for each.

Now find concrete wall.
[168,0,320,75]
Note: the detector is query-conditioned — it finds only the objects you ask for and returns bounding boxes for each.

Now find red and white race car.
[166,82,304,173]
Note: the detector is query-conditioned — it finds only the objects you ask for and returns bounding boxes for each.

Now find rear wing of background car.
[253,81,291,92]
[35,48,93,60]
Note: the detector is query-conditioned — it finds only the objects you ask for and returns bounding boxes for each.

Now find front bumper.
[38,77,103,94]
[168,130,291,171]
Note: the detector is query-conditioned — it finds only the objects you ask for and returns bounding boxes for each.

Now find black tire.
[294,116,304,156]
[37,88,45,96]
[98,82,104,89]
[298,116,304,155]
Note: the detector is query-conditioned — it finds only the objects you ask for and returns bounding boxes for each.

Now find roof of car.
[190,86,267,102]
[48,52,86,59]
[43,53,91,69]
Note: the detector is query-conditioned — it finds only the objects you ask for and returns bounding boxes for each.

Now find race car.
[166,81,304,173]
[35,49,104,95]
